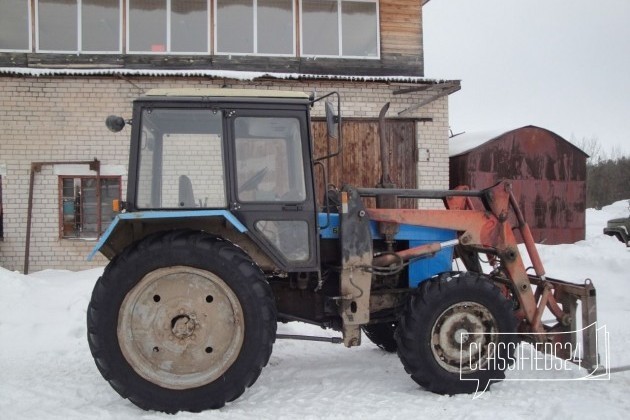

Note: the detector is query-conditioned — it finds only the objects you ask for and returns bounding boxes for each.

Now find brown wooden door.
[312,119,417,208]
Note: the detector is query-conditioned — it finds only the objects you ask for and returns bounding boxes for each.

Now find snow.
[1,202,630,419]
[449,129,510,157]
[0,67,451,85]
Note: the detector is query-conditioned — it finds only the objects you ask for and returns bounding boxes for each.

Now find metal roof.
[449,125,588,158]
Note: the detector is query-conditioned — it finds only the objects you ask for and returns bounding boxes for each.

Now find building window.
[82,0,122,52]
[36,0,122,53]
[60,176,121,239]
[300,0,379,58]
[0,0,31,52]
[128,0,209,54]
[341,1,378,57]
[215,0,294,55]
[7,0,383,58]
[301,0,337,56]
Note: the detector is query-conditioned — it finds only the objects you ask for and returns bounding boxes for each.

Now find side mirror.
[105,115,126,133]
[311,91,342,162]
[325,101,339,139]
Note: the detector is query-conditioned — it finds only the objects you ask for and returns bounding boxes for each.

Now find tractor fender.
[88,210,249,261]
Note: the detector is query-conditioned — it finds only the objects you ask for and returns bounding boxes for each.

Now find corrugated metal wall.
[450,126,587,244]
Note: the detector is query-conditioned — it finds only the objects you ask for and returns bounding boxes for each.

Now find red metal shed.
[449,125,588,244]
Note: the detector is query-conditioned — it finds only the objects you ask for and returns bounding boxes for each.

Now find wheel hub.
[171,314,197,339]
[431,301,498,374]
[454,328,469,344]
[117,266,245,389]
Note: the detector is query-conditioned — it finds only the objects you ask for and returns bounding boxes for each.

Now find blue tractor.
[87,89,598,412]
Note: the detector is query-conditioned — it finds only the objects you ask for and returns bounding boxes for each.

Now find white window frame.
[299,0,380,59]
[214,0,296,57]
[126,0,211,55]
[0,0,33,52]
[35,0,123,54]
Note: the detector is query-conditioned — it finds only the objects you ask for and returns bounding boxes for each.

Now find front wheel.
[87,230,277,413]
[396,272,518,395]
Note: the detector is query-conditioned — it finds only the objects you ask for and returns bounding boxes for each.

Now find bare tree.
[571,134,603,165]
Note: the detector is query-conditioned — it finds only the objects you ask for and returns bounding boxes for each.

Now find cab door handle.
[282,204,303,211]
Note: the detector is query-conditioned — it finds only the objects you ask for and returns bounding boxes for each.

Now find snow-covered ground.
[1,202,629,419]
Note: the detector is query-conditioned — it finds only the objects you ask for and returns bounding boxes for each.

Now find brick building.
[0,0,458,272]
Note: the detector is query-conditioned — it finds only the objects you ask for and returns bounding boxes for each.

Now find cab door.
[226,108,319,272]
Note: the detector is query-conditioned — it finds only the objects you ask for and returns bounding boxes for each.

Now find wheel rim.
[118,266,245,389]
[430,301,498,374]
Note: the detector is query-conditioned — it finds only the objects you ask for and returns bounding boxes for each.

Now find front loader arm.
[368,206,541,332]
[364,180,600,371]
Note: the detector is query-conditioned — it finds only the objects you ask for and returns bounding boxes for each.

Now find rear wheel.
[87,230,276,412]
[396,272,517,395]
[362,322,398,352]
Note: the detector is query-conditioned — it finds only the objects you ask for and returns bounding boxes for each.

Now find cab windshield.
[136,108,225,209]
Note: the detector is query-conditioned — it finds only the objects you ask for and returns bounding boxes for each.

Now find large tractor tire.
[87,230,276,413]
[362,321,398,352]
[396,272,517,395]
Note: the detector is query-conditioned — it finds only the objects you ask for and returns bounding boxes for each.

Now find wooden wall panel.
[312,119,417,209]
[380,0,422,56]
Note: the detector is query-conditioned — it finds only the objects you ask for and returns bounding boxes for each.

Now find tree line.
[586,157,630,209]
[573,136,630,209]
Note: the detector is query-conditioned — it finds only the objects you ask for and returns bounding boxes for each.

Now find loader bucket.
[527,275,599,372]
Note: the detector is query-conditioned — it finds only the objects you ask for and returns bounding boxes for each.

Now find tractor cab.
[97,88,321,272]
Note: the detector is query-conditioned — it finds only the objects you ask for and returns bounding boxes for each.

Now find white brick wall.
[0,76,452,272]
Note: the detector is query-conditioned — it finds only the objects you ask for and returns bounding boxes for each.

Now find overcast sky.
[423,0,630,157]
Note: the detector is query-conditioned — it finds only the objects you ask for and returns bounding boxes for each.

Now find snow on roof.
[449,129,511,157]
[0,67,453,84]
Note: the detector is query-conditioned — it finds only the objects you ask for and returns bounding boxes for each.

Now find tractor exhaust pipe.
[377,102,392,187]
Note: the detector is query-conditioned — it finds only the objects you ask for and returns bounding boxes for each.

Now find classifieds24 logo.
[459,322,610,398]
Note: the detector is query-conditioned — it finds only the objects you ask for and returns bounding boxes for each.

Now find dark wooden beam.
[0,52,426,78]
[392,84,435,95]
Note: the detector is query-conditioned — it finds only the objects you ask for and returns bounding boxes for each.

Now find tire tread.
[395,272,517,395]
[87,230,277,413]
